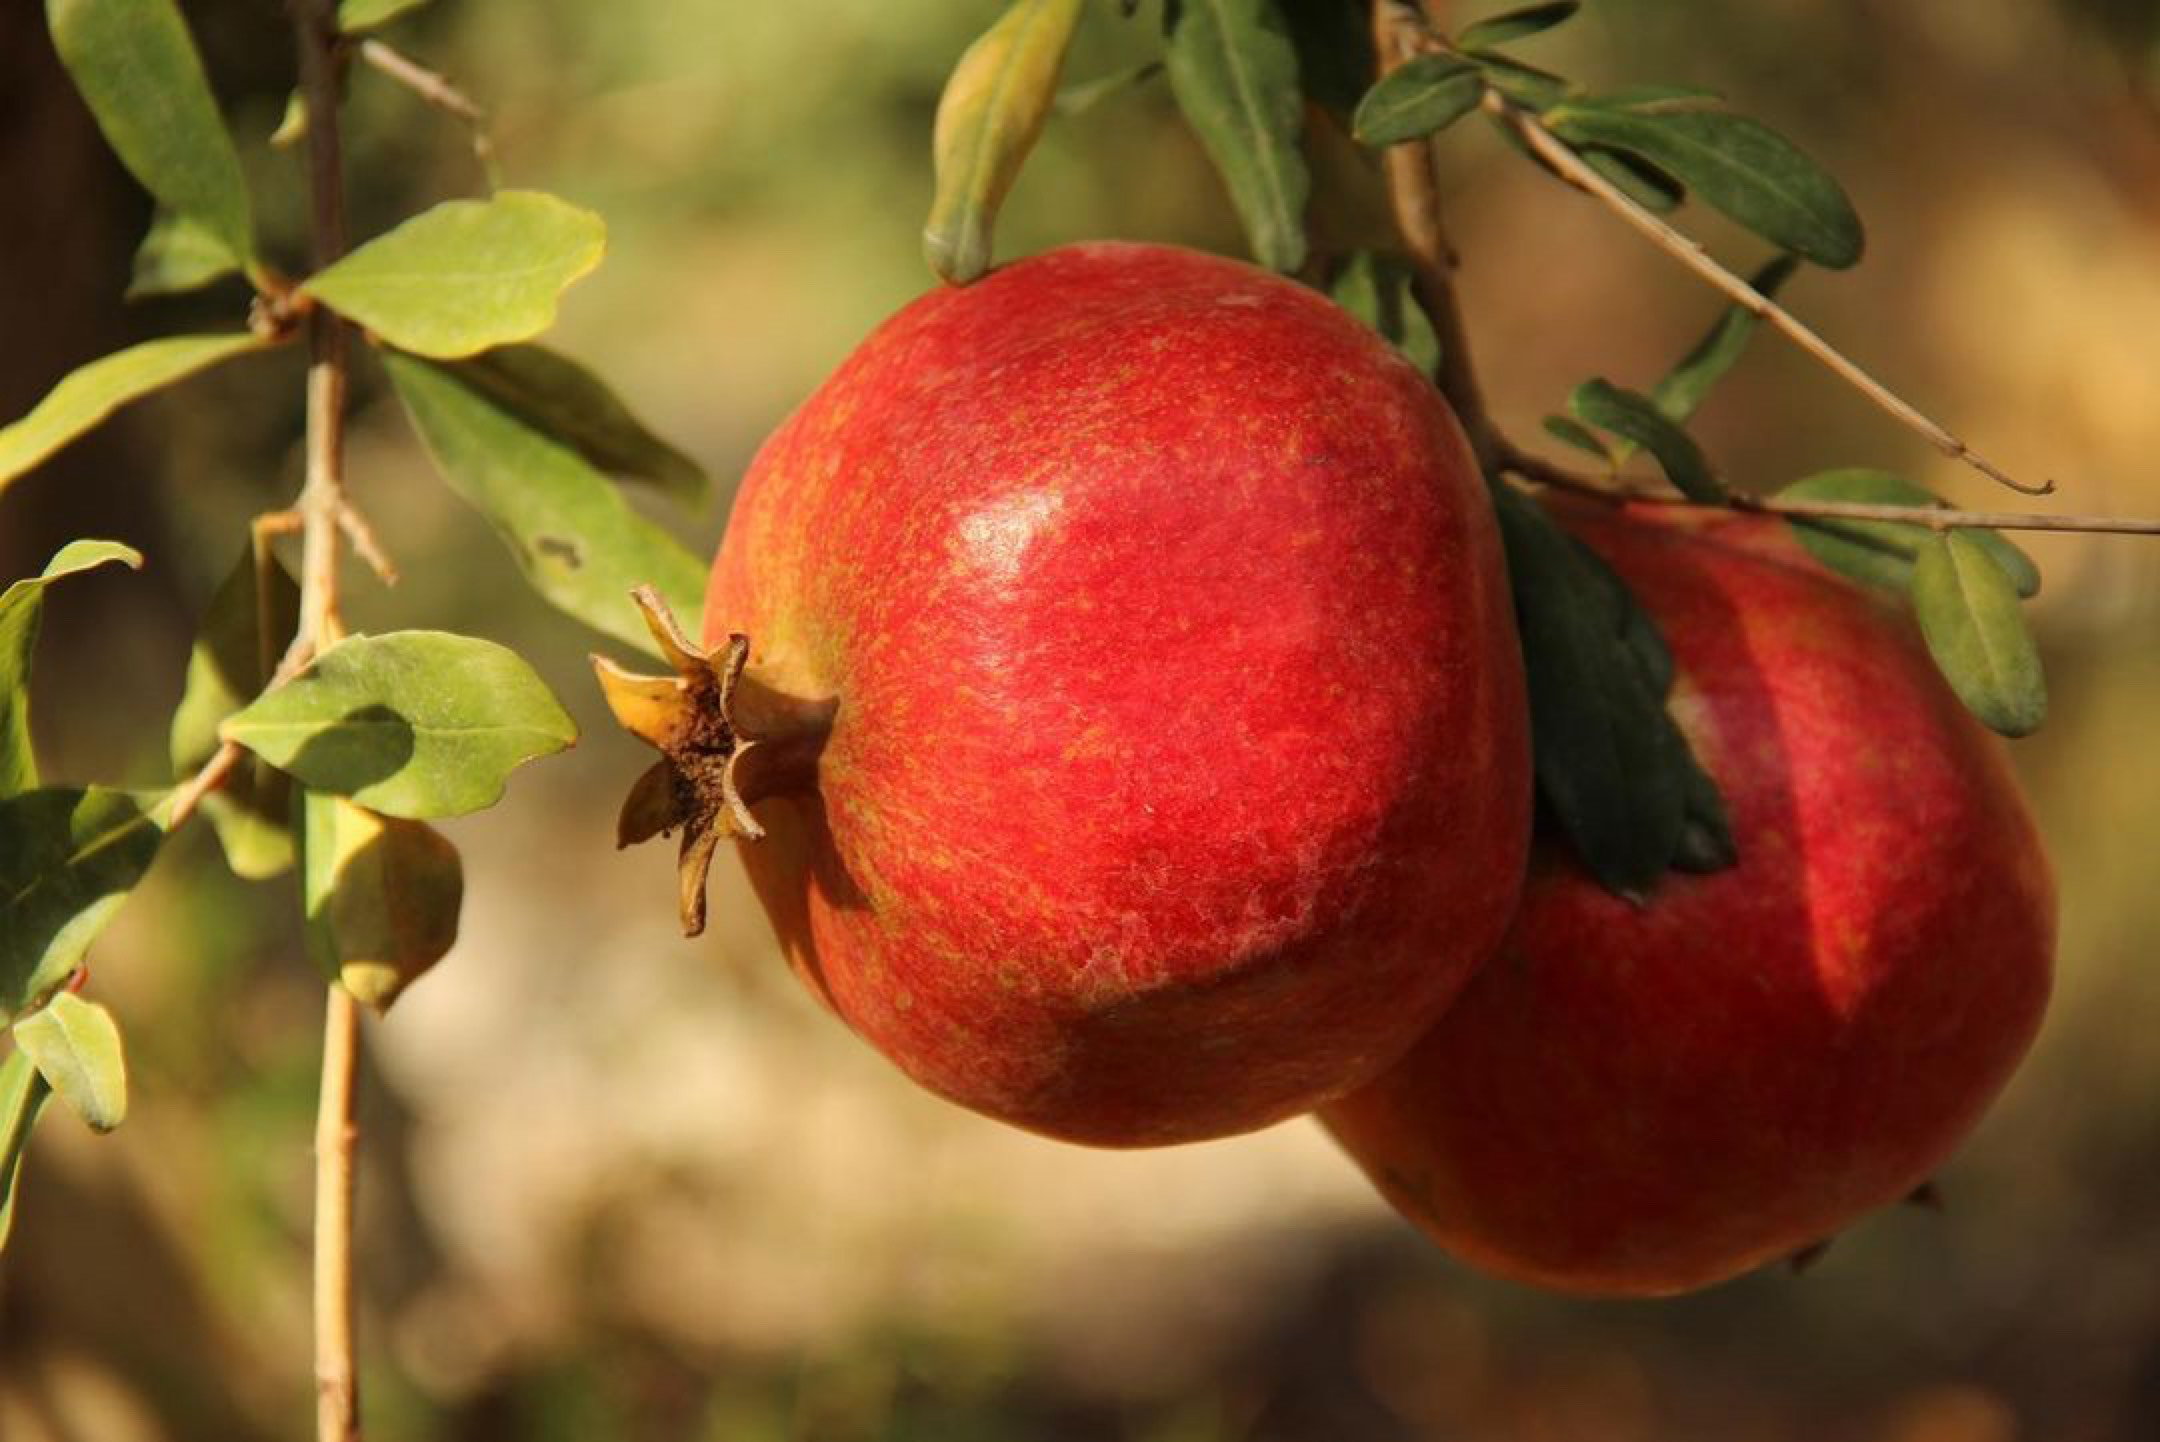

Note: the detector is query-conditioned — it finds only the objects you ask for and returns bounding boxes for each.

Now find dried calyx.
[592,586,835,936]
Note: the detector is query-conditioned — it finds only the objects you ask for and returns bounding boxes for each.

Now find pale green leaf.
[924,0,1087,285]
[0,1050,49,1252]
[220,631,577,820]
[0,334,269,493]
[340,0,430,32]
[0,788,164,1024]
[299,791,461,1011]
[126,209,241,300]
[383,352,706,656]
[1054,60,1164,117]
[1,542,145,799]
[446,345,706,506]
[1911,532,2046,738]
[12,992,126,1132]
[1329,252,1440,375]
[1164,0,1310,274]
[300,191,606,359]
[46,0,253,267]
[1780,469,2040,598]
[1352,55,1482,147]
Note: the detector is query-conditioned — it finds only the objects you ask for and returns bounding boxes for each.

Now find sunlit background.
[4,1,2160,1438]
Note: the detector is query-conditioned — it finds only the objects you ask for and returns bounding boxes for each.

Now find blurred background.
[4,1,2160,1438]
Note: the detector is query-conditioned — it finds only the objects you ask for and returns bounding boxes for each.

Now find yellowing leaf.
[298,792,461,1012]
[2,541,143,798]
[12,992,126,1132]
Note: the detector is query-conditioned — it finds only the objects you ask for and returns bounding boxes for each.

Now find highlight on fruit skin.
[1322,498,2055,1297]
[602,239,1533,1148]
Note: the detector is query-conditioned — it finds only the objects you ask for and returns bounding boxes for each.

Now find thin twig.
[1470,86,2056,498]
[293,2,363,1439]
[336,500,398,585]
[356,38,499,186]
[1498,443,2160,534]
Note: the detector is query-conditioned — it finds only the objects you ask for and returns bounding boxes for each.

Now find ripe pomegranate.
[1322,497,2054,1293]
[597,242,1529,1146]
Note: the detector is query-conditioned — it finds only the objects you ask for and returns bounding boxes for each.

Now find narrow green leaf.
[1054,60,1164,117]
[340,0,430,31]
[0,334,269,493]
[46,0,254,268]
[170,546,302,879]
[125,210,241,301]
[1581,147,1683,213]
[1329,252,1441,375]
[1458,1,1580,50]
[1352,55,1482,147]
[298,791,461,1012]
[382,352,706,655]
[1647,253,1799,425]
[1568,378,1724,502]
[12,993,125,1132]
[1465,50,1569,110]
[300,191,606,359]
[1588,84,1723,114]
[1164,0,1311,274]
[2,542,144,799]
[924,0,1086,285]
[220,631,577,820]
[269,89,307,149]
[446,345,706,507]
[1543,104,1864,268]
[1910,532,2046,737]
[0,1050,50,1252]
[0,788,164,1023]
[1779,469,2040,597]
[1541,414,1613,461]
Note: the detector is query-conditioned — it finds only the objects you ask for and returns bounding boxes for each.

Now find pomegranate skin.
[1324,499,2055,1293]
[707,242,1530,1146]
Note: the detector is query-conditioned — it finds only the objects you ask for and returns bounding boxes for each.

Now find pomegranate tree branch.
[355,38,498,185]
[293,1,363,1438]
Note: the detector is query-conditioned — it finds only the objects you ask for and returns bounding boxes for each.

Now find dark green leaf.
[1581,146,1683,212]
[925,0,1086,284]
[300,191,605,359]
[221,631,577,820]
[169,545,302,879]
[298,791,461,1012]
[1779,469,2040,597]
[1329,252,1441,375]
[1054,60,1165,117]
[0,1050,49,1252]
[1352,55,1482,146]
[1492,486,1687,896]
[446,345,707,507]
[1464,50,1569,110]
[383,352,706,654]
[1910,532,2046,737]
[1647,253,1799,425]
[12,992,125,1132]
[1541,414,1613,460]
[46,0,254,268]
[1280,0,1374,116]
[1544,104,1864,268]
[0,788,164,1023]
[1,542,143,799]
[1458,1,1580,50]
[125,209,240,300]
[0,334,270,494]
[1568,378,1724,502]
[340,0,430,31]
[1164,0,1311,274]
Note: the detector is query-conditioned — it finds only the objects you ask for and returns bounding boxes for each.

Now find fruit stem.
[593,586,836,937]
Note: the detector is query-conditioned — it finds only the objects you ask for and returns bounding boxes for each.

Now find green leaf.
[1568,378,1724,502]
[12,992,126,1132]
[1,542,144,800]
[220,631,577,820]
[1541,413,1613,461]
[1458,1,1580,50]
[1580,146,1683,212]
[0,1050,49,1252]
[340,0,430,31]
[45,0,253,269]
[298,791,461,1012]
[299,191,606,359]
[383,353,705,655]
[170,545,302,879]
[1587,84,1723,114]
[1054,60,1164,117]
[1543,104,1864,268]
[1910,532,2047,738]
[1164,0,1311,274]
[1465,50,1569,110]
[125,209,241,301]
[1329,252,1441,375]
[1647,253,1799,426]
[924,0,1086,285]
[1280,0,1375,116]
[269,89,307,149]
[0,788,164,1024]
[446,345,706,507]
[1352,55,1482,147]
[1779,469,2040,597]
[0,334,269,494]
[1493,487,1691,896]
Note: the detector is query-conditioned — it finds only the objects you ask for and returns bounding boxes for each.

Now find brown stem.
[355,38,499,186]
[313,987,362,1442]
